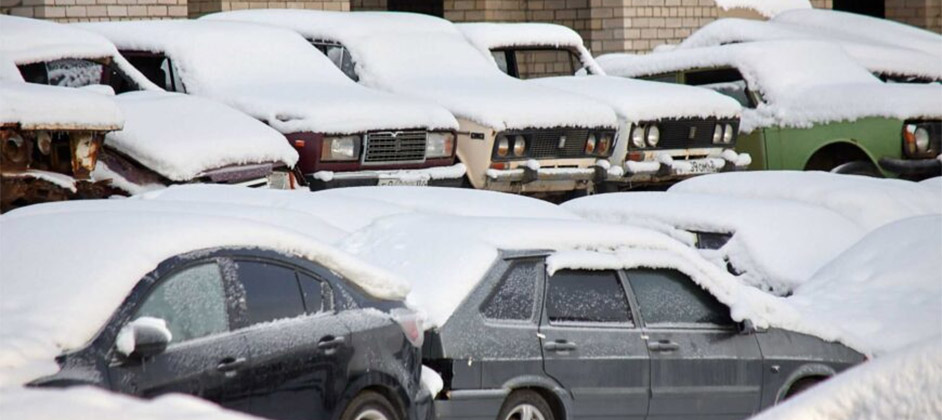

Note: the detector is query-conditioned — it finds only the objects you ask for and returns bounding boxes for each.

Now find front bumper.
[608,149,751,185]
[879,156,941,180]
[307,163,466,190]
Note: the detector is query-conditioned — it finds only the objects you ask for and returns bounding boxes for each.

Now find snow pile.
[596,41,942,131]
[0,15,117,66]
[106,91,297,181]
[203,10,618,131]
[532,76,741,123]
[0,386,262,420]
[78,20,459,135]
[456,22,604,76]
[678,18,942,81]
[0,200,407,385]
[114,317,172,357]
[421,365,444,398]
[785,215,942,356]
[562,191,864,293]
[670,171,942,231]
[751,338,942,420]
[0,81,123,130]
[713,0,810,18]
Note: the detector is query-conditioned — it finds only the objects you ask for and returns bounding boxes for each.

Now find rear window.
[493,48,582,79]
[236,260,306,325]
[545,269,633,325]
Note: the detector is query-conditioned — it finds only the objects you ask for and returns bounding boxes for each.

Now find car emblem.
[558,135,567,149]
[689,126,697,139]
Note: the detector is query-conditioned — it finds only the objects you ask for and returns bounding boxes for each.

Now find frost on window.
[481,260,539,321]
[46,59,104,88]
[627,268,734,327]
[546,270,632,324]
[135,263,229,344]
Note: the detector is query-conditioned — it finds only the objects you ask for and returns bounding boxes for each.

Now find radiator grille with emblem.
[362,130,427,164]
[652,118,739,149]
[526,128,591,158]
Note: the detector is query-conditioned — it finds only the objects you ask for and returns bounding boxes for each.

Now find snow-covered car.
[0,199,432,420]
[597,40,942,180]
[79,20,466,190]
[457,22,750,189]
[204,10,620,197]
[674,17,942,83]
[338,214,864,420]
[0,81,122,212]
[1,16,300,193]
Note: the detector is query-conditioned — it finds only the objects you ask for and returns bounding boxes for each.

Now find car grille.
[654,118,738,149]
[526,128,591,159]
[363,130,427,165]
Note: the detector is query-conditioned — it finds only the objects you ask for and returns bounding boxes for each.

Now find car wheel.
[830,160,882,177]
[783,377,824,401]
[497,390,555,420]
[340,390,401,420]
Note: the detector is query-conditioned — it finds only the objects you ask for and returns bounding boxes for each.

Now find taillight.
[391,308,424,348]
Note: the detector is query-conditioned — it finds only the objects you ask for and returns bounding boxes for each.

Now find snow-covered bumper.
[607,149,751,185]
[484,160,598,194]
[878,155,941,180]
[307,163,466,190]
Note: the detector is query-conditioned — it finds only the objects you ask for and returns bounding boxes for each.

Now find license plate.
[682,160,716,175]
[378,178,429,187]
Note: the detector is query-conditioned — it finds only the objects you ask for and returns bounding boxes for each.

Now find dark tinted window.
[298,272,326,314]
[546,270,632,324]
[685,68,757,108]
[135,263,229,343]
[124,53,183,92]
[627,269,734,327]
[310,41,358,81]
[237,260,305,325]
[481,260,539,321]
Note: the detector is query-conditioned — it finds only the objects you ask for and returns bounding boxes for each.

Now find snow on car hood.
[532,76,741,122]
[77,20,458,135]
[596,41,942,131]
[106,91,298,181]
[202,10,618,131]
[0,200,408,385]
[456,22,604,76]
[0,81,123,130]
[562,191,865,294]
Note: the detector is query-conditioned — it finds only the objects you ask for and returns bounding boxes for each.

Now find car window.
[123,53,185,92]
[481,260,540,321]
[545,269,633,325]
[626,268,734,328]
[236,260,306,325]
[491,50,510,74]
[498,48,581,79]
[310,40,359,81]
[18,58,105,87]
[298,272,328,314]
[684,68,757,108]
[134,263,229,344]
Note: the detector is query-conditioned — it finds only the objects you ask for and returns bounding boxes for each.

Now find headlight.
[914,127,930,152]
[512,135,526,157]
[496,135,510,157]
[585,133,597,154]
[321,135,359,161]
[426,132,455,158]
[712,124,723,144]
[598,133,612,156]
[723,124,734,144]
[631,125,645,148]
[646,125,660,147]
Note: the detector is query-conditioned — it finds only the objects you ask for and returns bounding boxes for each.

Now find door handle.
[216,357,247,372]
[647,340,680,352]
[543,340,578,352]
[317,336,346,350]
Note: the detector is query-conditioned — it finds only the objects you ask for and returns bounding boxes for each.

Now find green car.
[597,40,942,179]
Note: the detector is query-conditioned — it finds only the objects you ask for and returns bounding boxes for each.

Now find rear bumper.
[879,156,941,180]
[608,149,751,185]
[433,389,507,420]
[307,163,466,190]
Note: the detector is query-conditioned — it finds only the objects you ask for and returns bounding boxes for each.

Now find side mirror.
[116,317,172,359]
[738,319,766,335]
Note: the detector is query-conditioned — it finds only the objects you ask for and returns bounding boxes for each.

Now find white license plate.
[378,178,429,187]
[683,160,716,175]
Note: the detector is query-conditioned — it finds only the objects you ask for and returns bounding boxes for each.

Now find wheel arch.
[773,363,836,404]
[501,375,571,420]
[336,371,411,420]
[802,139,881,172]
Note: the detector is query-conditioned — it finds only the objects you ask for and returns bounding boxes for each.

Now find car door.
[624,268,763,420]
[539,269,650,419]
[107,261,253,411]
[229,258,352,420]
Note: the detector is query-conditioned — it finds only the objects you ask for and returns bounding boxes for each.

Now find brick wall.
[3,0,186,21]
[886,0,942,33]
[190,0,347,18]
[350,0,384,9]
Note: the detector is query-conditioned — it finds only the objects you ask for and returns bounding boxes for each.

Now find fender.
[774,363,836,404]
[501,374,572,420]
[802,139,881,171]
[334,371,412,420]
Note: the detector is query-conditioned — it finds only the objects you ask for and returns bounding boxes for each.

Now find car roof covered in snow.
[0,15,117,65]
[78,20,459,135]
[677,18,942,81]
[456,22,604,76]
[0,81,123,131]
[563,191,865,295]
[104,91,298,182]
[0,199,407,385]
[203,10,618,131]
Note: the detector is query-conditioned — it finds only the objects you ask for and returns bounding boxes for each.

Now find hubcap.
[505,404,546,420]
[354,409,389,420]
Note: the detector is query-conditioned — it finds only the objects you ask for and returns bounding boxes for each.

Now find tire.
[783,377,823,401]
[497,390,556,420]
[829,160,882,177]
[339,390,401,420]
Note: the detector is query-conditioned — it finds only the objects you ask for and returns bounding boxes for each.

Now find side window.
[546,270,633,324]
[134,263,229,344]
[298,272,328,314]
[236,260,306,326]
[512,48,579,79]
[480,260,540,321]
[491,50,510,75]
[17,58,105,88]
[310,40,359,81]
[627,268,734,327]
[683,68,757,109]
[123,53,184,92]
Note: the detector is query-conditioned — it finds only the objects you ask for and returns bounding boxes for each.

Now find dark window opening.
[480,260,540,321]
[387,0,443,17]
[832,0,884,18]
[493,48,583,79]
[627,268,734,327]
[122,52,185,92]
[546,270,632,324]
[685,68,759,109]
[236,260,306,326]
[310,40,359,81]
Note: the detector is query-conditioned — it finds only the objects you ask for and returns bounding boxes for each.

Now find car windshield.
[491,47,583,79]
[685,68,758,108]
